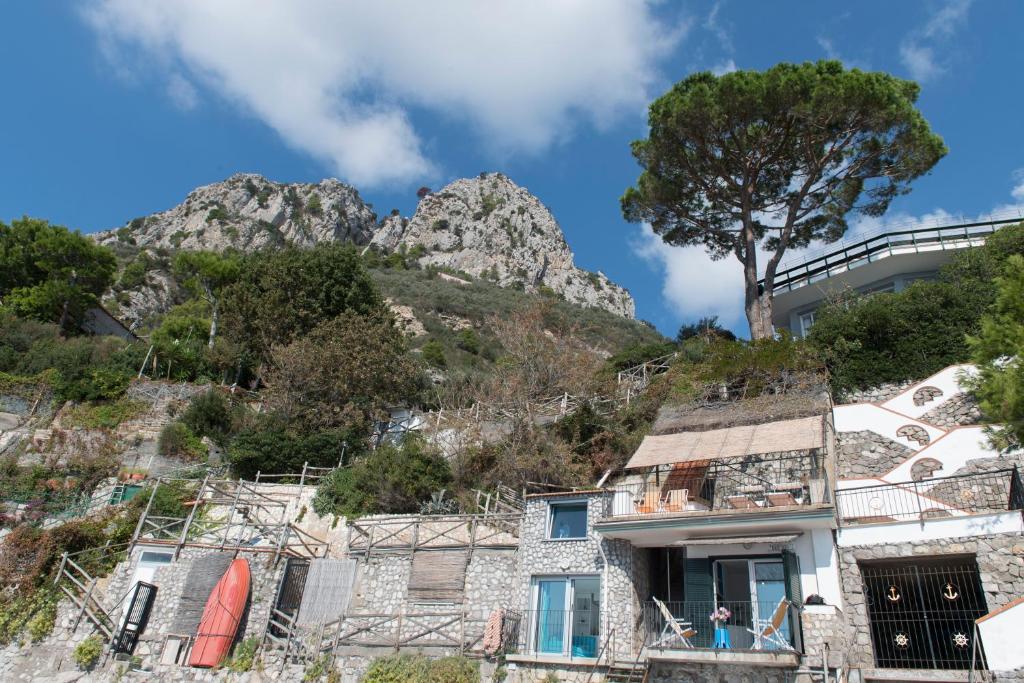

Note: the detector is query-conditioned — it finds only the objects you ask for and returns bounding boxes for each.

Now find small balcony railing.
[600,454,830,520]
[503,609,603,659]
[835,468,1024,525]
[641,600,802,653]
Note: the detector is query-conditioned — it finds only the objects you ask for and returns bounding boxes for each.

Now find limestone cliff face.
[371,174,634,317]
[94,173,378,251]
[96,172,634,318]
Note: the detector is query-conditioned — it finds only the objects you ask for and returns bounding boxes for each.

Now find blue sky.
[2,1,1023,337]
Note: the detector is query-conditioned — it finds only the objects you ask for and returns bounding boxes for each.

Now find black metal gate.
[112,581,157,655]
[270,559,309,637]
[861,559,987,670]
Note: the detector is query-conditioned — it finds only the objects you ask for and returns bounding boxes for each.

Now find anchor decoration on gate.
[943,583,959,601]
[886,585,902,602]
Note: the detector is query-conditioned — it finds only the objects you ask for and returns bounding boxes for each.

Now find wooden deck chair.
[747,598,793,651]
[651,597,696,648]
[661,489,688,513]
[726,495,759,509]
[635,491,661,514]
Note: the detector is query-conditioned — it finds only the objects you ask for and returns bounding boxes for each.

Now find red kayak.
[189,558,251,668]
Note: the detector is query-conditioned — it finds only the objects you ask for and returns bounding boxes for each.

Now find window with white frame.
[547,500,588,540]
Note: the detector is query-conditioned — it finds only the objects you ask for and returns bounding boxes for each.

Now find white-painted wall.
[836,511,1024,547]
[833,403,945,451]
[885,427,995,483]
[977,598,1024,671]
[881,364,978,420]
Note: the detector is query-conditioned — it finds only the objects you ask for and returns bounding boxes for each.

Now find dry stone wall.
[919,392,982,427]
[836,430,913,479]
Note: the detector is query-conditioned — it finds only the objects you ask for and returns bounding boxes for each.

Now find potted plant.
[709,606,732,648]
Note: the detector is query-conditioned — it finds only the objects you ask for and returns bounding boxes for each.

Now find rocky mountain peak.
[94,173,377,251]
[371,173,635,317]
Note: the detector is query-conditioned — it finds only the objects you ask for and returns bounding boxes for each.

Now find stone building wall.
[838,533,1024,670]
[515,493,642,661]
[836,430,913,479]
[919,392,982,427]
[837,380,915,405]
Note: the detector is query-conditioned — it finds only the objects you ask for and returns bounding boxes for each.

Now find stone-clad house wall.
[838,533,1024,670]
[515,493,643,661]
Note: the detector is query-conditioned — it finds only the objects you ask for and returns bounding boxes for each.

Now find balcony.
[595,452,834,544]
[641,600,802,667]
[836,468,1024,526]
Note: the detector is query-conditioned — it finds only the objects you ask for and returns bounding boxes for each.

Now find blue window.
[549,502,587,539]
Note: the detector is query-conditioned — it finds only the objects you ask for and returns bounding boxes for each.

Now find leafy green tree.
[622,61,947,339]
[173,250,240,348]
[219,244,384,367]
[677,316,736,343]
[0,218,117,332]
[421,339,447,368]
[180,389,235,445]
[227,420,361,480]
[967,255,1024,450]
[149,300,212,380]
[312,436,452,516]
[266,311,423,432]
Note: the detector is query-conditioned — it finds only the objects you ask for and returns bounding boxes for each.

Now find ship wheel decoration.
[943,583,960,601]
[886,585,902,602]
[894,633,910,649]
[952,632,969,649]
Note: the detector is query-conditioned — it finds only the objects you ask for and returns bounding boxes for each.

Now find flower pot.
[713,626,731,649]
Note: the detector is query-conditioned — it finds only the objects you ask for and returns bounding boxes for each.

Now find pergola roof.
[625,415,824,469]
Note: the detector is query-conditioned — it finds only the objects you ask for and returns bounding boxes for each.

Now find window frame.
[545,499,589,541]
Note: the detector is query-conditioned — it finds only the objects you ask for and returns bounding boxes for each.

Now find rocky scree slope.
[95,172,634,318]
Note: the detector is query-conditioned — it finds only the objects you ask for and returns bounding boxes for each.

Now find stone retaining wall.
[837,381,915,405]
[836,430,913,479]
[919,392,982,427]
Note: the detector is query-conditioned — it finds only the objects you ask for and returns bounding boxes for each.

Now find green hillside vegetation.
[808,222,1024,395]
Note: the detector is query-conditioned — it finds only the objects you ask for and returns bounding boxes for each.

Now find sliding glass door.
[532,576,600,657]
[713,558,791,650]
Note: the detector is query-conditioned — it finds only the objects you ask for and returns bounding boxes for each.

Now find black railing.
[507,609,603,658]
[601,454,829,520]
[763,217,1017,294]
[641,600,802,653]
[836,468,1023,525]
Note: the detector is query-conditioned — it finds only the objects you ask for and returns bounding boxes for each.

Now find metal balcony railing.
[504,609,604,658]
[763,216,1020,295]
[600,454,830,520]
[641,600,802,653]
[835,468,1024,525]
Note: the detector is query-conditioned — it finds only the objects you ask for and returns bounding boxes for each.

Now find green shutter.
[684,558,714,603]
[782,550,802,605]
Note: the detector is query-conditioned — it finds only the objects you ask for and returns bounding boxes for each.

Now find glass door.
[536,580,567,654]
[752,560,791,649]
[570,577,600,657]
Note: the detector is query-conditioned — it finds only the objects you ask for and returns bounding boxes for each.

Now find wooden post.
[54,552,68,586]
[72,578,97,633]
[221,478,244,550]
[130,482,160,552]
[177,473,210,559]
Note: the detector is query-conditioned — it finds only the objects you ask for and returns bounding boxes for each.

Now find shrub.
[73,634,104,670]
[64,399,147,430]
[421,339,446,368]
[313,435,451,517]
[306,193,323,216]
[227,636,260,672]
[26,596,57,642]
[157,422,206,461]
[455,329,480,355]
[228,422,360,480]
[180,390,233,445]
[360,653,477,683]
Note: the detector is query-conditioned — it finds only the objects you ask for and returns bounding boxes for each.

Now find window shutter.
[782,549,802,605]
[684,558,713,603]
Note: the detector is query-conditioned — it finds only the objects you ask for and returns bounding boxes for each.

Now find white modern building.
[765,217,1018,337]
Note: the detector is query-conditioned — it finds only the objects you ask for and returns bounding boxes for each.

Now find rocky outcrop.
[94,173,378,252]
[94,172,635,318]
[372,174,634,317]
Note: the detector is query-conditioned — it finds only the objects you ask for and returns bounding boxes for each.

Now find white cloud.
[710,59,737,76]
[80,1,686,187]
[1012,170,1024,202]
[630,224,747,331]
[900,0,972,82]
[166,73,198,111]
